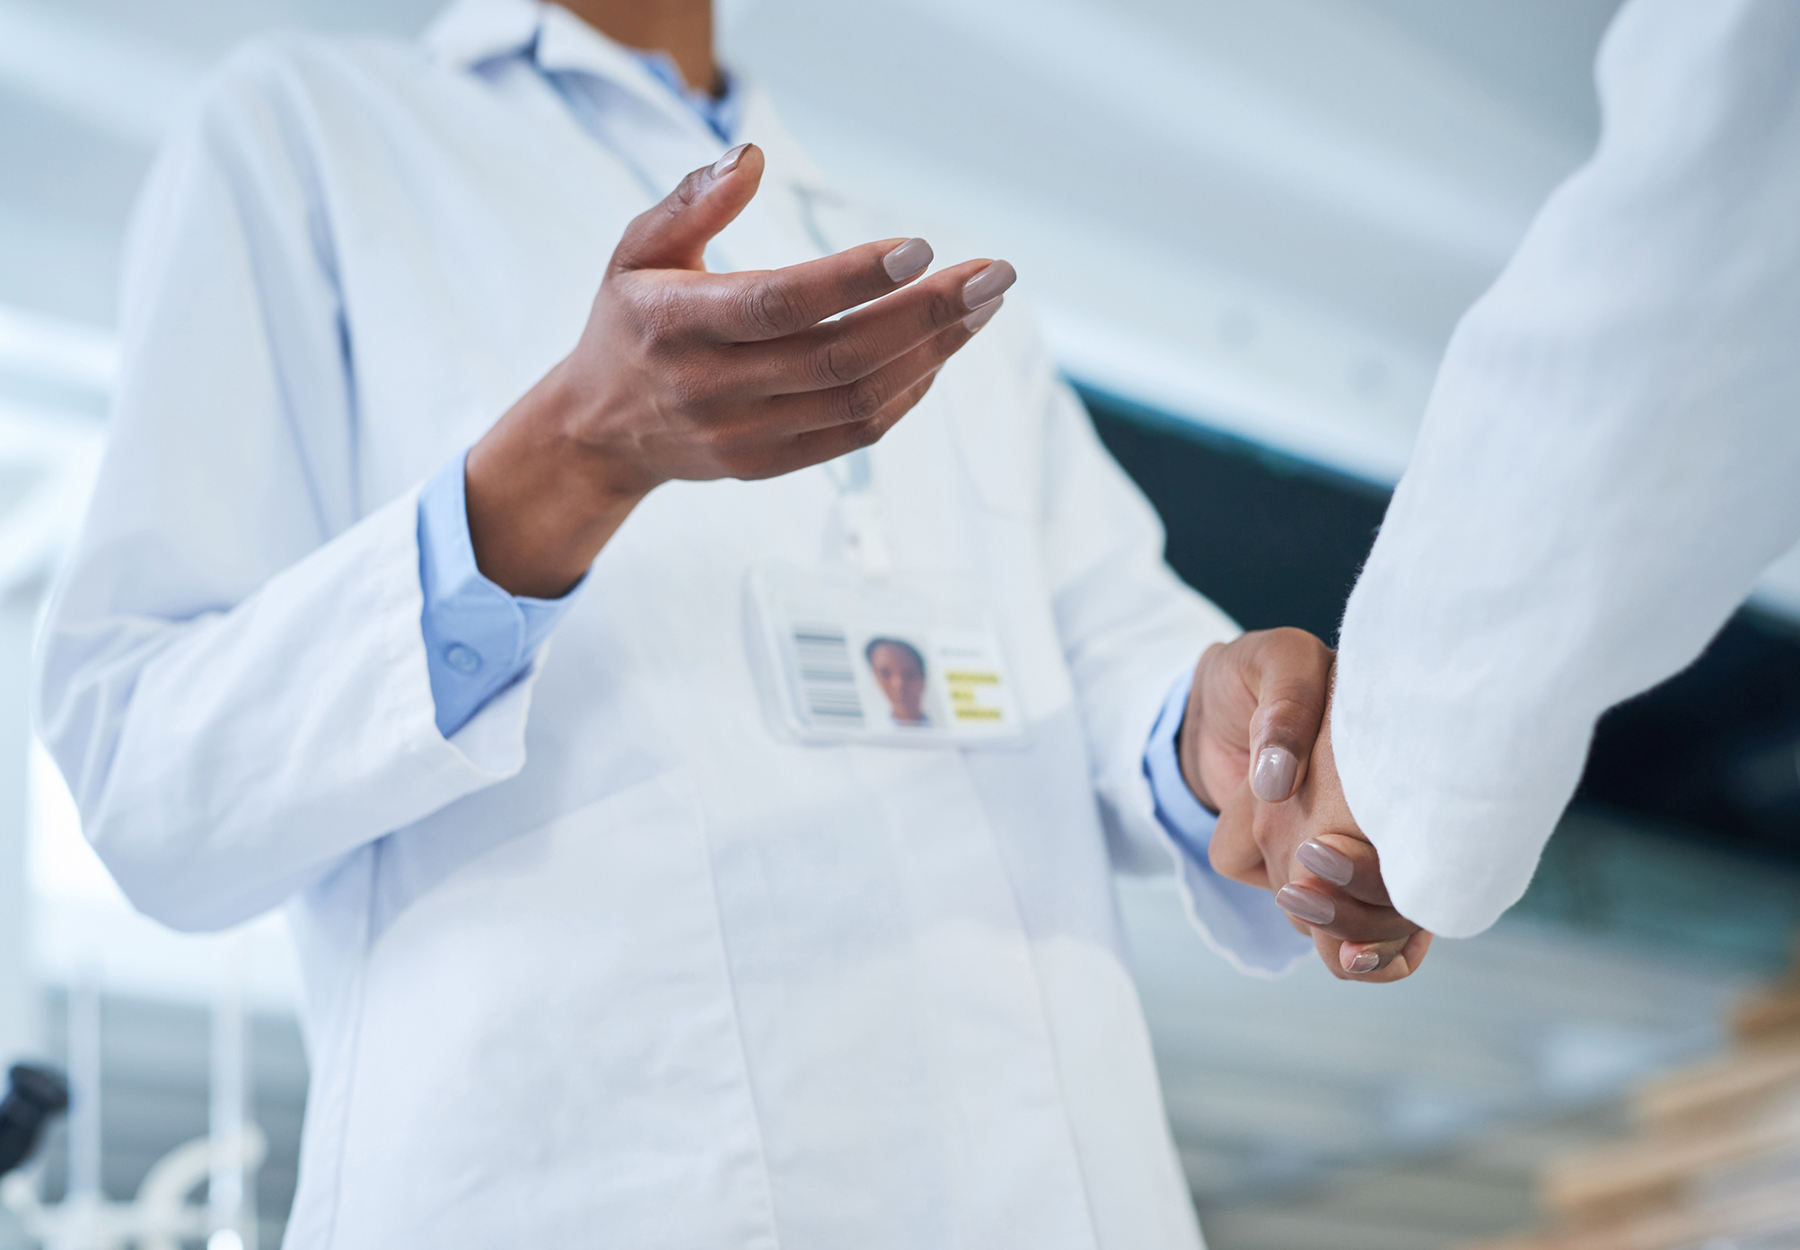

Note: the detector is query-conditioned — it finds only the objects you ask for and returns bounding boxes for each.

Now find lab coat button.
[445,643,481,674]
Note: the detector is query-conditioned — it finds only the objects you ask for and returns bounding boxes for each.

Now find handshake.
[1180,628,1432,983]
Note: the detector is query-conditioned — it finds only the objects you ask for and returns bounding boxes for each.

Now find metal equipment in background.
[0,1063,70,1250]
[0,1064,69,1181]
[0,941,266,1250]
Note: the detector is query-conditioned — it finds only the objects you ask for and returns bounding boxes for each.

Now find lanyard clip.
[841,491,893,582]
[830,449,893,581]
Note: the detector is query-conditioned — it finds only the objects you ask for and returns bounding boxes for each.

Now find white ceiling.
[6,0,1798,614]
[730,0,1613,478]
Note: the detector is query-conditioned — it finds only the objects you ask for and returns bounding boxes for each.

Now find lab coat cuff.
[1328,647,1543,939]
[92,486,544,929]
[1143,665,1314,978]
[418,448,583,738]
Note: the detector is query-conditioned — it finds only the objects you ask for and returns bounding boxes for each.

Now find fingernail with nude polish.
[883,237,933,282]
[1275,884,1334,927]
[1295,838,1354,886]
[712,143,749,177]
[1344,949,1380,975]
[962,297,1003,333]
[961,260,1017,311]
[1250,746,1298,801]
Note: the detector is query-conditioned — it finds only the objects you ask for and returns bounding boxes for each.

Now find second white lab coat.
[34,1,1256,1246]
[1333,0,1800,938]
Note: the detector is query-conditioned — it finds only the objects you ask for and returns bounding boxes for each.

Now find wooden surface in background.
[1460,954,1800,1250]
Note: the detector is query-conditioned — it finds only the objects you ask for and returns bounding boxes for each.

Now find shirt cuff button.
[444,643,482,674]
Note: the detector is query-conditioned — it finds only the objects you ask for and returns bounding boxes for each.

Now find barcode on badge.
[790,624,864,725]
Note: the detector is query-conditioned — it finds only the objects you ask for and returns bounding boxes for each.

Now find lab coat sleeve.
[1032,361,1304,974]
[1331,0,1800,939]
[34,51,545,932]
[418,450,581,738]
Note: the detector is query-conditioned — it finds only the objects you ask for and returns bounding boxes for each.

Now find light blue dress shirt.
[415,55,1299,968]
[633,50,743,143]
[418,450,575,737]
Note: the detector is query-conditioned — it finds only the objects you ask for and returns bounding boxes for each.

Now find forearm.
[1333,0,1800,937]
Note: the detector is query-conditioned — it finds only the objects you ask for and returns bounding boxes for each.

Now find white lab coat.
[1333,0,1800,938]
[34,1,1251,1245]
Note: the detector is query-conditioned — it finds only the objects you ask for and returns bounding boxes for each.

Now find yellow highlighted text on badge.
[945,671,1000,685]
[954,708,1003,721]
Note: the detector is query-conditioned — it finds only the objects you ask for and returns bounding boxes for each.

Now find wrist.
[465,362,652,598]
[1178,646,1221,813]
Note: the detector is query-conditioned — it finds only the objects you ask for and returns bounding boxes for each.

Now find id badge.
[746,563,1025,747]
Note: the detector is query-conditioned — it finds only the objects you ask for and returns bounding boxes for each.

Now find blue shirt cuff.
[1144,665,1315,976]
[1144,670,1220,857]
[417,450,580,738]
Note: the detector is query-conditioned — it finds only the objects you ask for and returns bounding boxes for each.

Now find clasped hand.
[1181,630,1432,982]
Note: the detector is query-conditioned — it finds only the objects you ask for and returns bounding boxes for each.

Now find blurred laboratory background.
[3,0,1800,1247]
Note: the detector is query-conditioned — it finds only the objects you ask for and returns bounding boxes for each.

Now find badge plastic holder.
[745,562,1026,748]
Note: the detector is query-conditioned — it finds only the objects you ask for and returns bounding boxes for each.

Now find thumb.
[1244,629,1333,803]
[612,142,763,274]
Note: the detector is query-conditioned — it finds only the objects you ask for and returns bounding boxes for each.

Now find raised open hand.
[464,142,1013,598]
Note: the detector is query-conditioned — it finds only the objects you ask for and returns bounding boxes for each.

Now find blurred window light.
[27,738,120,910]
[0,304,117,396]
[0,0,200,148]
[0,403,104,595]
[904,0,1539,265]
[27,738,304,1012]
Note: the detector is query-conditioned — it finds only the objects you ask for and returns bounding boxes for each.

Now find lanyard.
[790,189,892,582]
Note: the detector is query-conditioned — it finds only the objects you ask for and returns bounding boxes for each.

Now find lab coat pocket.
[337,769,778,1247]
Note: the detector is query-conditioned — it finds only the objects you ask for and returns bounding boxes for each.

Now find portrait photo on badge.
[860,633,938,728]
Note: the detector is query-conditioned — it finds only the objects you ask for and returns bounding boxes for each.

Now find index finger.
[700,237,936,342]
[1292,832,1392,908]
